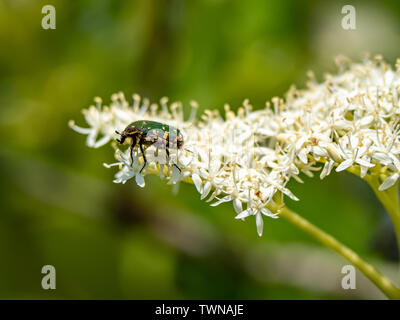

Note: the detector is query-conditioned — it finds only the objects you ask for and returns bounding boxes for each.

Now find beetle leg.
[166,146,181,172]
[128,134,137,167]
[139,143,147,173]
[130,144,134,166]
[115,131,121,143]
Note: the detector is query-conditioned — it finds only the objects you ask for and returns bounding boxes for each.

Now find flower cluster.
[70,56,400,236]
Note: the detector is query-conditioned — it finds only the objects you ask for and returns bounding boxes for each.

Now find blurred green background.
[1,0,400,299]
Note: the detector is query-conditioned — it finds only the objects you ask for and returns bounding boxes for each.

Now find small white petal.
[210,159,222,174]
[191,173,203,194]
[69,121,92,134]
[372,152,392,165]
[179,156,192,167]
[359,115,374,127]
[171,166,181,184]
[135,173,145,188]
[289,164,299,175]
[103,162,121,168]
[292,175,304,183]
[355,158,375,168]
[86,131,98,147]
[235,208,253,220]
[256,212,264,237]
[379,173,399,191]
[93,135,111,148]
[201,181,212,200]
[336,159,353,172]
[210,195,232,207]
[298,149,308,164]
[312,146,328,158]
[360,165,369,178]
[233,198,243,214]
[261,208,279,218]
[295,136,307,150]
[280,187,299,201]
[206,190,218,203]
[390,154,400,171]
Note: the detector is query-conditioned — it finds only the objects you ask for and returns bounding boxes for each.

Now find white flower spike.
[71,56,400,236]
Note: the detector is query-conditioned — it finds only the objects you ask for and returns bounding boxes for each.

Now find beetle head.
[115,130,126,144]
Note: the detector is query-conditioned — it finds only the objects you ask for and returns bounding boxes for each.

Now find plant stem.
[366,178,400,257]
[148,166,400,298]
[277,205,400,299]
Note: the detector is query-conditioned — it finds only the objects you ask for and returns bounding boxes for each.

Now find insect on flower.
[115,120,184,173]
[71,56,400,236]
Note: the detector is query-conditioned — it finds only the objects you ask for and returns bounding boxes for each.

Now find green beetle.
[116,120,184,173]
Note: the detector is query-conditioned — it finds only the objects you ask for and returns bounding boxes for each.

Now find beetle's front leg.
[130,144,134,167]
[139,143,147,173]
[128,134,137,167]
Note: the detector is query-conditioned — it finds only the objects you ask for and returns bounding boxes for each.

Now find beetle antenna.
[115,130,122,143]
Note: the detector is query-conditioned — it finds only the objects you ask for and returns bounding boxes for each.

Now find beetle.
[116,120,184,173]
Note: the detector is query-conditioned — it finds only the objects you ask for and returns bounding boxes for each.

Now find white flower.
[379,154,400,191]
[235,203,278,236]
[71,57,400,236]
[335,135,375,175]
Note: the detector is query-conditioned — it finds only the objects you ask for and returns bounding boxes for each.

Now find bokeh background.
[1,0,400,299]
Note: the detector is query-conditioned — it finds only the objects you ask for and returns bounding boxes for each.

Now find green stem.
[278,205,400,299]
[142,165,400,298]
[346,165,400,286]
[366,178,400,256]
